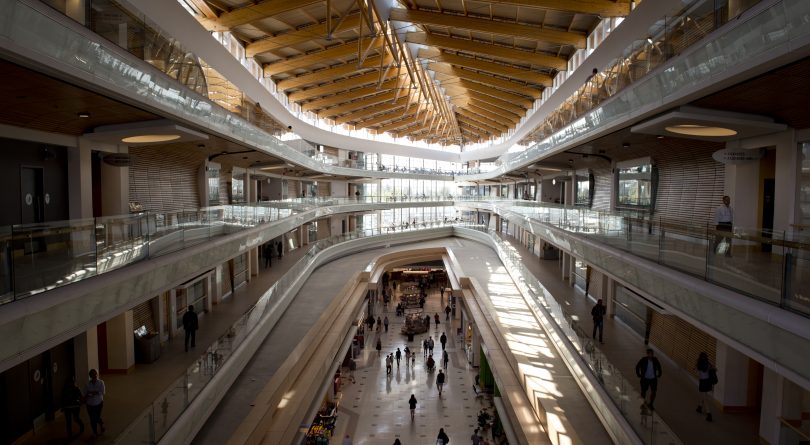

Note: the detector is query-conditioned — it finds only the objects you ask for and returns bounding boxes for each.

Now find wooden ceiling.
[186,0,629,145]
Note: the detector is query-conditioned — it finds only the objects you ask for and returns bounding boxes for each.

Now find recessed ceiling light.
[656,135,665,140]
[665,124,737,137]
[121,134,182,143]
[78,112,90,118]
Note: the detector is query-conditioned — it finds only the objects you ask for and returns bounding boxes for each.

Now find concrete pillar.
[169,289,178,337]
[73,328,98,382]
[65,0,88,25]
[249,246,258,278]
[100,145,130,216]
[604,276,616,317]
[68,141,93,219]
[724,159,759,230]
[211,265,223,304]
[560,252,570,282]
[759,367,783,445]
[714,340,750,410]
[157,292,168,342]
[105,311,135,372]
[470,326,480,367]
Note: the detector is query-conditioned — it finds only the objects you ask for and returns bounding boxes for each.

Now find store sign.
[712,148,766,164]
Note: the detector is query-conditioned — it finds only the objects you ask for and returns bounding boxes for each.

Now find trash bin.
[134,333,161,364]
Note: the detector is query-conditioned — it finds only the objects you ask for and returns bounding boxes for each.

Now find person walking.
[408,394,418,420]
[437,427,450,444]
[714,195,734,256]
[591,299,606,344]
[384,316,389,333]
[470,429,483,445]
[434,313,441,327]
[276,241,283,260]
[342,434,353,445]
[182,305,199,352]
[263,243,272,268]
[395,347,402,367]
[445,304,451,320]
[61,377,84,439]
[442,350,449,369]
[423,337,429,357]
[440,332,447,350]
[394,439,402,445]
[428,337,435,355]
[84,369,106,436]
[696,351,717,421]
[377,316,382,332]
[635,348,662,409]
[386,354,393,375]
[436,369,446,396]
[376,337,382,356]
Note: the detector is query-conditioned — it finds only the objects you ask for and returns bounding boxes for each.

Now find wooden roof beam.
[247,15,363,57]
[443,85,526,116]
[200,0,322,31]
[390,8,585,48]
[289,70,398,102]
[317,90,405,118]
[357,104,420,127]
[466,102,520,125]
[418,48,552,86]
[437,76,533,108]
[277,54,394,90]
[264,37,385,76]
[406,32,566,71]
[456,108,510,133]
[466,99,522,122]
[375,115,419,134]
[457,114,504,136]
[302,76,406,111]
[333,97,411,125]
[429,62,541,99]
[482,0,630,17]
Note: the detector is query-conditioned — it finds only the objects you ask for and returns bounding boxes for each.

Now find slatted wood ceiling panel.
[654,144,724,227]
[129,146,206,211]
[649,311,716,372]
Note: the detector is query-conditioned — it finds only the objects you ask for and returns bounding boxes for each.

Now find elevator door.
[20,166,44,224]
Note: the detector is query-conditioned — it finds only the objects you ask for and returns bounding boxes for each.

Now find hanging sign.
[712,148,766,164]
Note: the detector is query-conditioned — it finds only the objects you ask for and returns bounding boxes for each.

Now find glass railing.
[462,224,681,444]
[0,197,468,303]
[114,221,459,444]
[458,0,807,179]
[494,203,810,317]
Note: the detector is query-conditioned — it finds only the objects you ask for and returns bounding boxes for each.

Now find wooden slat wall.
[654,144,725,227]
[132,299,156,334]
[129,146,206,211]
[592,166,612,211]
[317,181,330,197]
[649,312,717,372]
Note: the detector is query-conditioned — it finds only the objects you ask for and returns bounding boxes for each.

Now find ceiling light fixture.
[122,134,182,143]
[78,112,90,118]
[665,124,737,137]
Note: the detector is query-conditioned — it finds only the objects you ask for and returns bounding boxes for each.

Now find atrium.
[0,0,808,444]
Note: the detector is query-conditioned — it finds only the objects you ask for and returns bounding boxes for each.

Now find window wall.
[616,160,655,208]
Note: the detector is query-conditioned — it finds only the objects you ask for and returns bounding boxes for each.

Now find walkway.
[496,232,761,444]
[19,246,312,445]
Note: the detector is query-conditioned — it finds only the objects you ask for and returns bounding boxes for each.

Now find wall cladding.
[592,166,612,211]
[653,142,725,227]
[129,145,204,211]
[649,311,717,374]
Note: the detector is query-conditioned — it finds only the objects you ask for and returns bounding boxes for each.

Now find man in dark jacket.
[635,348,662,409]
[183,305,199,352]
[61,377,84,438]
[591,299,606,343]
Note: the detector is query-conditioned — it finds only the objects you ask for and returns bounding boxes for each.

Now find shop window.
[615,158,657,209]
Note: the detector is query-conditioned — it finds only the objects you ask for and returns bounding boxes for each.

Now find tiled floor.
[331,287,489,445]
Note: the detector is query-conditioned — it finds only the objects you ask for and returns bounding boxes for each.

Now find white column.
[724,156,759,230]
[714,340,750,409]
[100,145,130,216]
[759,367,783,445]
[249,246,258,278]
[105,310,135,372]
[73,328,99,382]
[68,140,94,219]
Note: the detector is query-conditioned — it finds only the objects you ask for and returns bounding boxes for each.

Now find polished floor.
[18,232,763,445]
[330,287,489,445]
